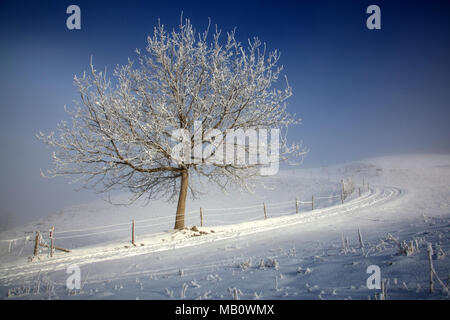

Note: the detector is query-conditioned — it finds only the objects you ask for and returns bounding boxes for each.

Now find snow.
[0,153,449,299]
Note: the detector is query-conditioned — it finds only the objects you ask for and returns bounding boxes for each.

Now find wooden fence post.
[49,227,54,257]
[33,231,40,257]
[359,187,361,196]
[131,219,135,246]
[380,280,387,300]
[295,198,299,214]
[428,243,434,293]
[311,196,314,211]
[341,179,344,204]
[200,208,203,227]
[263,203,267,219]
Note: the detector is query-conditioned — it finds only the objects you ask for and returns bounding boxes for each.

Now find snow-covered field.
[0,154,449,300]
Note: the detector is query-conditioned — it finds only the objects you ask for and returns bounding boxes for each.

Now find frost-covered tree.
[39,18,304,229]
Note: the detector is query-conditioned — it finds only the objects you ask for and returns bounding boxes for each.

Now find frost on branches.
[38,18,305,229]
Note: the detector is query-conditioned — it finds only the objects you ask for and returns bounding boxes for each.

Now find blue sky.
[0,0,449,227]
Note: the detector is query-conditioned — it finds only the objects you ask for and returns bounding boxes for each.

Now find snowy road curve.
[0,186,401,283]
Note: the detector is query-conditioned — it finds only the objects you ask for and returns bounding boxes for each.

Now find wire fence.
[1,178,368,259]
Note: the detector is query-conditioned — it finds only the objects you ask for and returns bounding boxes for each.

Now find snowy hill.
[0,154,449,299]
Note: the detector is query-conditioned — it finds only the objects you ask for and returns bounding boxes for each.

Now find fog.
[1,0,449,229]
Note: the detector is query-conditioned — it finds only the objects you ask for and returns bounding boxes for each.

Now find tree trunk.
[174,170,188,229]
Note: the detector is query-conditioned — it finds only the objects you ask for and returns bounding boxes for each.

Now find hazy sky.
[0,0,449,227]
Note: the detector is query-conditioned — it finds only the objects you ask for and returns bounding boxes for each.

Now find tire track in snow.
[0,186,401,283]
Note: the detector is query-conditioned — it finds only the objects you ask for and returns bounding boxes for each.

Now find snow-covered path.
[0,186,400,283]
